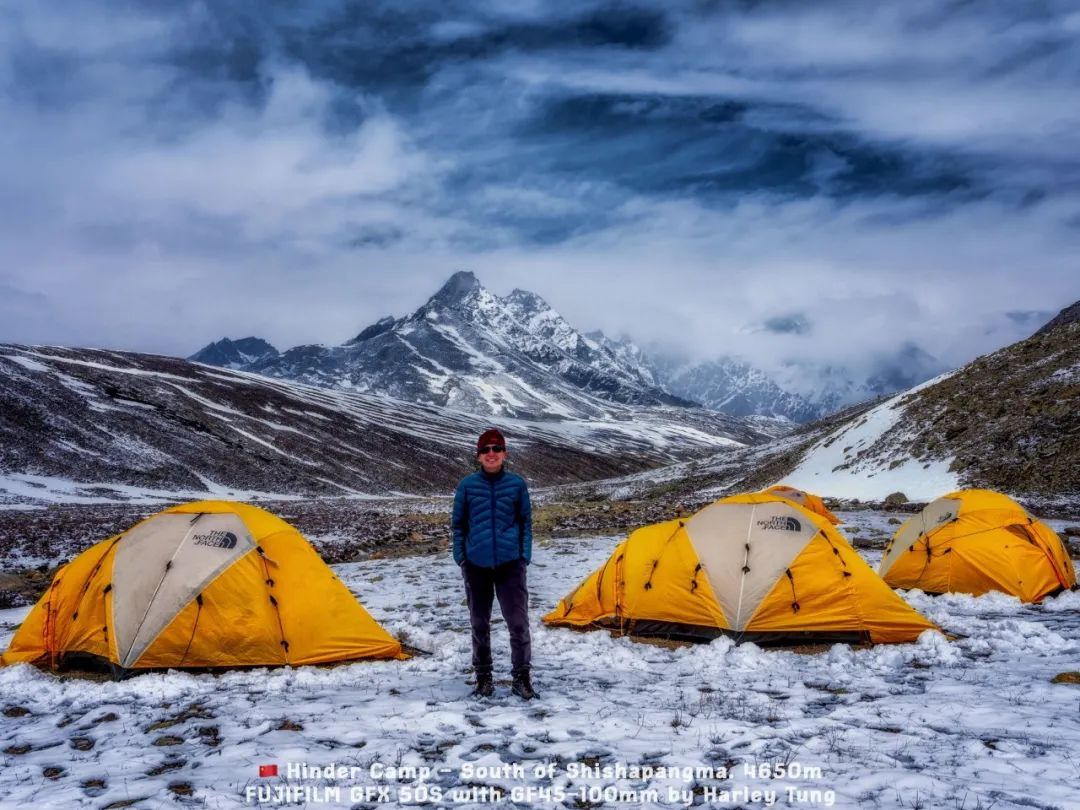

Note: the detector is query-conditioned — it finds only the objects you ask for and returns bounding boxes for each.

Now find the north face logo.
[193,530,238,549]
[757,516,802,532]
[935,512,955,524]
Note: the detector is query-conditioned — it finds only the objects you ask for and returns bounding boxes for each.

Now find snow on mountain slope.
[0,344,773,505]
[779,300,1080,504]
[579,299,1080,509]
[651,342,947,425]
[659,356,819,423]
[782,374,959,501]
[195,272,690,420]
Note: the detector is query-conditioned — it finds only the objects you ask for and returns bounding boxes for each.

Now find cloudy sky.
[2,0,1078,385]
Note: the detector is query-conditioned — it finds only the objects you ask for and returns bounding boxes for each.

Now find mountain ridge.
[189,272,966,424]
[0,343,780,506]
[195,271,692,421]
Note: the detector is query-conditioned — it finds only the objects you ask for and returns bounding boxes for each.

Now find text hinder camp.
[271,760,823,782]
[245,760,837,807]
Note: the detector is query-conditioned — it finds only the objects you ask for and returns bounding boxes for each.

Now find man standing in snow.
[451,428,536,700]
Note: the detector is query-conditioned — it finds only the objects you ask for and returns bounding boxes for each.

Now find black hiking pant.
[462,559,531,678]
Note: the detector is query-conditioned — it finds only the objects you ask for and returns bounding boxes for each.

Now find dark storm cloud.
[278,4,671,100]
[1006,310,1054,329]
[761,314,812,336]
[346,224,405,249]
[514,92,979,202]
[0,0,1078,376]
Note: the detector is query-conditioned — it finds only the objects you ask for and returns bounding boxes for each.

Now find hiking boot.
[511,672,537,701]
[473,674,494,698]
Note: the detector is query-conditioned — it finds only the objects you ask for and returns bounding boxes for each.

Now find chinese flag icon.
[259,765,278,778]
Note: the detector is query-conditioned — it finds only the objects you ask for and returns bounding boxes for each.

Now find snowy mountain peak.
[657,355,817,423]
[187,273,953,425]
[349,316,396,344]
[192,273,690,419]
[189,337,278,369]
[427,270,482,309]
[505,288,548,314]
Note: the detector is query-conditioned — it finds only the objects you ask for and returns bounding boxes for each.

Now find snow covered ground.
[1,512,1078,810]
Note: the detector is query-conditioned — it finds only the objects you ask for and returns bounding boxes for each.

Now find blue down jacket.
[452,470,532,567]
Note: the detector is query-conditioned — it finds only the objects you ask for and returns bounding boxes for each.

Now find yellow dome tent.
[1,501,405,673]
[763,484,842,525]
[545,492,937,645]
[879,489,1076,603]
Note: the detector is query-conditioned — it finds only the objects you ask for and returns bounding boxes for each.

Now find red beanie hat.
[476,428,505,453]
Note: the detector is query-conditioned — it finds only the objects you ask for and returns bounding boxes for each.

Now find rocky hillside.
[0,344,776,505]
[1033,299,1080,337]
[568,298,1080,511]
[893,310,1079,498]
[746,300,1078,505]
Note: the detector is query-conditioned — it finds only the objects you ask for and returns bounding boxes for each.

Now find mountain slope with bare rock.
[892,308,1079,498]
[722,300,1079,506]
[572,299,1080,512]
[0,345,776,505]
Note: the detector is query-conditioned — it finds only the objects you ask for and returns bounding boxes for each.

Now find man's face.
[477,442,506,473]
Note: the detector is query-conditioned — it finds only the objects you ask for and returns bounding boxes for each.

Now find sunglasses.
[478,445,506,454]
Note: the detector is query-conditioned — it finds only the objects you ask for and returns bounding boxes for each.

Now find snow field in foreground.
[0,519,1078,809]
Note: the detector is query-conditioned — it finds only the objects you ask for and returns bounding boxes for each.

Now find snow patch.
[1,353,51,373]
[783,372,959,500]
